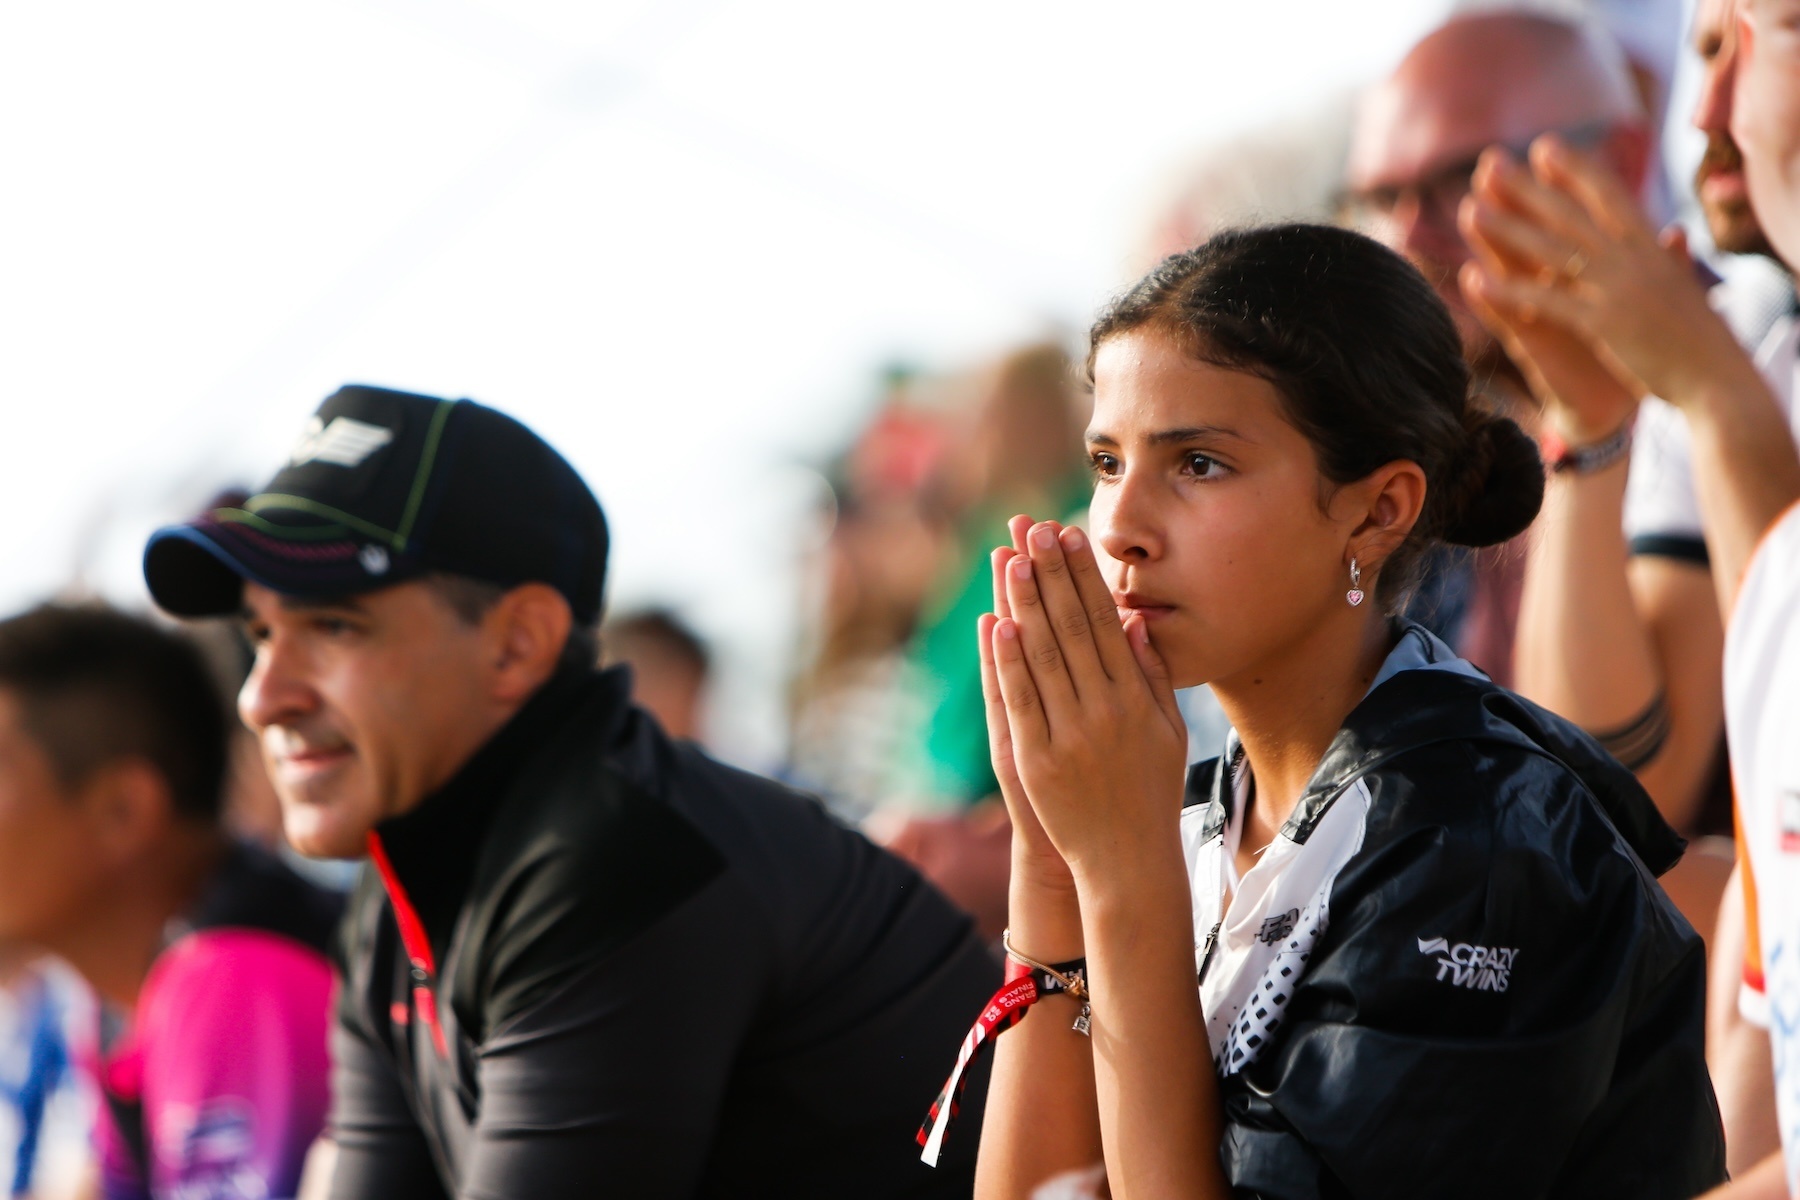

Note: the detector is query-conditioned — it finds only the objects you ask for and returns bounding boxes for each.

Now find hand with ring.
[1456,134,1755,413]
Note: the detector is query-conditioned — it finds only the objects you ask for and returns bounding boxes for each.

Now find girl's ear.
[1340,459,1427,572]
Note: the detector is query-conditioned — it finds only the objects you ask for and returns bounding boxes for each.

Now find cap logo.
[291,415,395,468]
[359,545,391,575]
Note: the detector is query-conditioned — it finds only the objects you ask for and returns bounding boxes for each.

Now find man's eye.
[312,616,356,637]
[245,623,271,644]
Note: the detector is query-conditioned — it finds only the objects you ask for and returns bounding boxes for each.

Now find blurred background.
[0,4,1744,1189]
[0,0,1706,772]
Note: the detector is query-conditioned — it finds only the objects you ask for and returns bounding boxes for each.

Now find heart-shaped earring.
[1346,558,1365,607]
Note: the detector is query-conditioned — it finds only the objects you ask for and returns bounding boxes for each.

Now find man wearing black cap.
[144,385,997,1198]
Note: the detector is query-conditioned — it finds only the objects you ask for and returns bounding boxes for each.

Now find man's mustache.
[1696,132,1745,182]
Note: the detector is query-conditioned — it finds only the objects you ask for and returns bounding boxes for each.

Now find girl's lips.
[1116,594,1177,621]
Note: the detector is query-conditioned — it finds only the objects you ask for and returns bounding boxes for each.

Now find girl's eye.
[1183,451,1224,478]
[1089,452,1121,478]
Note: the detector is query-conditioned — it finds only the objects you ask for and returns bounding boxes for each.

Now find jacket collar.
[373,664,634,944]
[1185,646,1683,873]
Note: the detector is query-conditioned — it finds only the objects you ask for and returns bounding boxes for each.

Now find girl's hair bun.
[1440,414,1545,548]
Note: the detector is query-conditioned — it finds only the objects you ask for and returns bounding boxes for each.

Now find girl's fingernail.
[1062,527,1085,551]
[1012,556,1033,580]
[998,619,1018,640]
[1032,525,1057,550]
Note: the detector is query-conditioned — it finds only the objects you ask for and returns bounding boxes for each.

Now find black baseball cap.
[144,385,608,623]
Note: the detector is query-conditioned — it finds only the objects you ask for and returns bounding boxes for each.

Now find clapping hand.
[1458,136,1755,415]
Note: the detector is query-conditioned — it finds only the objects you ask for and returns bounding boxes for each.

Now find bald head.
[1345,13,1649,372]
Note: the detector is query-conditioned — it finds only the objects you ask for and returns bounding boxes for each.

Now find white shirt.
[1180,626,1483,1074]
[1727,496,1800,1193]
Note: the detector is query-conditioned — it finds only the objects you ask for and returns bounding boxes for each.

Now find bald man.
[1344,13,1651,381]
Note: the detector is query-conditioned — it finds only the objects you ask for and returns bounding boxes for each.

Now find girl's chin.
[1147,623,1225,691]
[1162,649,1211,692]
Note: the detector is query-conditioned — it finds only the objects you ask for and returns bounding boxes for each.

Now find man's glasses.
[1336,120,1614,233]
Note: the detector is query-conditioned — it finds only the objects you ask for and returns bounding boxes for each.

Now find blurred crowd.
[5,0,1800,1195]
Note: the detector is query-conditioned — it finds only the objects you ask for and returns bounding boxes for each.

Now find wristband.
[916,932,1090,1167]
[1542,421,1633,475]
[1001,930,1090,1019]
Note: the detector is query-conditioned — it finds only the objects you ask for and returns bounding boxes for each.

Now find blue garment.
[2,977,71,1197]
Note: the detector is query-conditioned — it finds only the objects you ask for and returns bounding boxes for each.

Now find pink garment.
[97,929,333,1200]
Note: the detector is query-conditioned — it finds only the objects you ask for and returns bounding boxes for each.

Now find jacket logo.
[1418,937,1517,991]
[1258,909,1299,944]
[290,415,394,468]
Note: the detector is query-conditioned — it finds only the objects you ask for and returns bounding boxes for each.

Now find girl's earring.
[1346,558,1365,608]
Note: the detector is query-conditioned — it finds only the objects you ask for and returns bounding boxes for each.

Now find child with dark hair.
[926,224,1724,1198]
[0,604,339,1200]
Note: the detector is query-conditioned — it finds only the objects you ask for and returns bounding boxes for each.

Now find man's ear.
[485,584,574,704]
[1338,459,1427,575]
[78,759,176,863]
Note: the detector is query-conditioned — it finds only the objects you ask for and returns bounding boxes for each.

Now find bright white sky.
[2,0,1494,762]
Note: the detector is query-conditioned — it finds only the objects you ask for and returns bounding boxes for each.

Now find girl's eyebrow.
[1086,425,1246,447]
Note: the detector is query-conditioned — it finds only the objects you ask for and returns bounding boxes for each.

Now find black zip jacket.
[327,666,998,1200]
[1189,667,1725,1199]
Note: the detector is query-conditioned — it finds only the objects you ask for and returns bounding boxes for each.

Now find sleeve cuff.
[1627,534,1710,566]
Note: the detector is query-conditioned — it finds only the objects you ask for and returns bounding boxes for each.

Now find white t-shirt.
[0,961,93,1199]
[1625,300,1799,557]
[1726,497,1800,1192]
[1179,626,1483,1075]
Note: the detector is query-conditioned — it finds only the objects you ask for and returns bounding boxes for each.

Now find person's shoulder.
[139,928,333,1040]
[1340,668,1684,874]
[1315,674,1699,999]
[463,712,969,1024]
[528,704,880,885]
[448,716,740,1022]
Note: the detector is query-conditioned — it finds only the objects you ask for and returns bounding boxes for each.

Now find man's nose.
[1692,52,1736,136]
[238,641,317,734]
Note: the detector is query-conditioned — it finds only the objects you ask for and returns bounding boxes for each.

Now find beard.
[1696,133,1776,257]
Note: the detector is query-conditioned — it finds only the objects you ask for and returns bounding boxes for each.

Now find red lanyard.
[367,831,448,1059]
[918,948,1090,1167]
[916,973,1038,1165]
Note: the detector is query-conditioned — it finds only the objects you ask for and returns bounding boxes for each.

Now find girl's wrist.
[1008,867,1085,962]
[1072,849,1192,926]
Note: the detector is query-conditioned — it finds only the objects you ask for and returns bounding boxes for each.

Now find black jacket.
[1190,668,1725,1199]
[328,667,998,1199]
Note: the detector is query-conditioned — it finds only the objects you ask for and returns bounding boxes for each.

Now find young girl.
[936,225,1724,1198]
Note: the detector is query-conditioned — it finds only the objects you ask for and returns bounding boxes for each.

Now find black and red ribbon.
[918,958,1087,1166]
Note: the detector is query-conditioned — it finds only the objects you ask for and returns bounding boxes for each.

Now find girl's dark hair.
[1088,223,1544,610]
